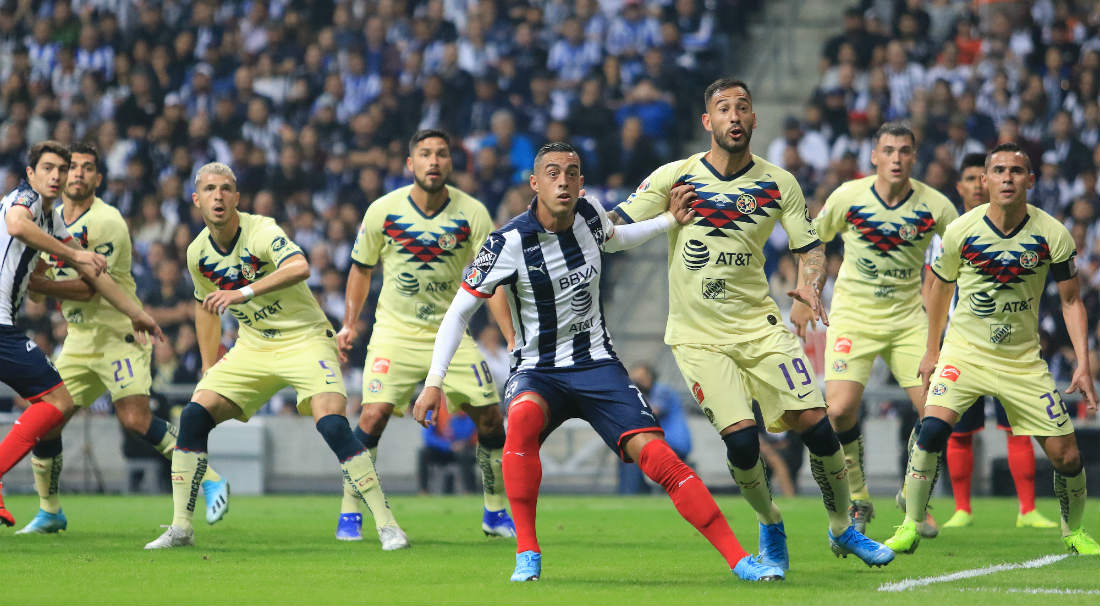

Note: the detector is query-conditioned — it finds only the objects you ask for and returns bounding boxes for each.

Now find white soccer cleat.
[144,525,195,550]
[377,524,410,551]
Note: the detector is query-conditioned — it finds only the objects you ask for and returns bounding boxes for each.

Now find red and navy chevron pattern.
[960,234,1050,290]
[684,176,782,238]
[50,225,89,268]
[845,205,937,256]
[198,251,266,290]
[382,214,473,270]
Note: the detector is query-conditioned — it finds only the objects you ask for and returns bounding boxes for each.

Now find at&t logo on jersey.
[682,239,709,270]
[855,257,878,280]
[396,272,420,296]
[968,292,996,317]
[570,288,592,316]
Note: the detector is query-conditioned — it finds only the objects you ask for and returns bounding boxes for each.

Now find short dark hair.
[533,141,580,169]
[69,142,101,170]
[704,78,751,109]
[874,121,916,146]
[985,142,1032,173]
[959,152,985,172]
[27,140,71,170]
[408,129,451,154]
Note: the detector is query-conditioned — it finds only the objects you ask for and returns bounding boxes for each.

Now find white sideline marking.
[877,554,1070,592]
[960,587,1100,596]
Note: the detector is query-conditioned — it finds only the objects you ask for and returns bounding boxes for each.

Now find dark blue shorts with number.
[953,396,1012,434]
[503,360,663,461]
[0,325,64,401]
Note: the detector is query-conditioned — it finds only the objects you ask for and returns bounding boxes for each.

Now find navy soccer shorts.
[952,396,1012,435]
[0,325,64,402]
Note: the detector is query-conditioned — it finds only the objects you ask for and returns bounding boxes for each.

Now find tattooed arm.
[788,243,829,339]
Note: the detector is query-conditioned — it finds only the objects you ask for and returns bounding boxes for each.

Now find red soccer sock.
[637,439,748,568]
[946,433,973,513]
[0,402,64,476]
[1006,433,1036,514]
[502,398,545,554]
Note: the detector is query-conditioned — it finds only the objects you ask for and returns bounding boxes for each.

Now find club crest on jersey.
[242,264,256,281]
[464,266,482,287]
[833,337,852,353]
[734,193,757,214]
[438,233,457,250]
[939,365,960,382]
[1019,250,1039,269]
[94,242,114,256]
[272,236,288,251]
[931,383,947,396]
[368,379,383,393]
[898,223,918,241]
[832,359,848,373]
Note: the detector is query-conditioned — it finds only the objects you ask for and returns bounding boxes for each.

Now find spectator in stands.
[768,115,830,175]
[417,408,478,495]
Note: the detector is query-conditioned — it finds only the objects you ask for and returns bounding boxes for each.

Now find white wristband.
[239,285,255,301]
[425,374,444,389]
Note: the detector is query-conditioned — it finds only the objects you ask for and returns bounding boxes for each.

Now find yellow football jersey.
[815,176,958,325]
[350,185,492,343]
[43,198,140,350]
[187,212,331,345]
[614,152,819,345]
[933,205,1076,367]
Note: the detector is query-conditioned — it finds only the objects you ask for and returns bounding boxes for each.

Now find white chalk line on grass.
[877,553,1070,592]
[960,587,1100,596]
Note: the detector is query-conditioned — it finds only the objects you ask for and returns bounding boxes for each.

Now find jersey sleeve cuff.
[276,250,305,267]
[612,205,635,224]
[789,239,822,254]
[929,266,956,283]
[461,281,493,298]
[350,258,375,269]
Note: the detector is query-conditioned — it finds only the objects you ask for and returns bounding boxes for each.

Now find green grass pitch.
[2,494,1096,605]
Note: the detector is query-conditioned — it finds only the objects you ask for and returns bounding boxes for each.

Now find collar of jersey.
[869,182,915,209]
[406,194,451,219]
[208,226,242,256]
[526,196,584,234]
[982,211,1030,239]
[699,155,754,181]
[62,198,98,227]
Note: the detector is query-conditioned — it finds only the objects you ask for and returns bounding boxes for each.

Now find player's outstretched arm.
[1058,276,1098,412]
[202,254,309,315]
[603,183,696,253]
[919,273,954,395]
[336,263,373,362]
[195,301,223,375]
[78,261,163,344]
[788,244,829,337]
[28,257,95,301]
[6,207,106,275]
[413,288,486,427]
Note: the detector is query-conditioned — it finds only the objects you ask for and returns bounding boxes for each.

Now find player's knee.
[31,436,62,458]
[801,416,841,456]
[915,417,952,453]
[477,430,506,449]
[721,426,760,470]
[1051,448,1082,475]
[316,414,362,461]
[116,404,151,433]
[177,402,217,452]
[506,399,545,440]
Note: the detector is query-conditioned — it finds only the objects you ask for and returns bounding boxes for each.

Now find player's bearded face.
[706,88,754,154]
[409,139,452,194]
[65,153,99,201]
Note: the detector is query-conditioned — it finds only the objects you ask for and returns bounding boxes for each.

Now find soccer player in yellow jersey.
[792,123,958,536]
[885,142,1099,555]
[336,129,513,542]
[19,143,228,534]
[612,78,893,571]
[144,163,397,549]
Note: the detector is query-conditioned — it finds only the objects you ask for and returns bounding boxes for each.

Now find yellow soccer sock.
[342,451,397,529]
[30,454,62,514]
[478,445,508,511]
[170,450,207,531]
[903,446,937,524]
[340,480,366,515]
[728,459,783,525]
[369,447,378,464]
[1054,467,1087,536]
[841,434,870,502]
[810,450,852,536]
[156,422,222,483]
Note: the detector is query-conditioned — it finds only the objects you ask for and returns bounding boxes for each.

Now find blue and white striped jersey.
[0,182,71,325]
[461,197,618,371]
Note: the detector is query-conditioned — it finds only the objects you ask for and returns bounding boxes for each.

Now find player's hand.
[917,351,939,397]
[1065,366,1098,413]
[130,310,165,345]
[202,289,246,314]
[668,183,698,225]
[73,249,107,276]
[787,284,829,329]
[335,325,358,363]
[789,300,815,341]
[413,386,444,427]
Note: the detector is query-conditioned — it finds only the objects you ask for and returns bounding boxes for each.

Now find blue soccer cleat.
[757,521,789,571]
[829,525,895,567]
[336,513,363,541]
[14,508,67,534]
[202,478,230,525]
[732,555,785,581]
[510,550,541,582]
[482,508,517,538]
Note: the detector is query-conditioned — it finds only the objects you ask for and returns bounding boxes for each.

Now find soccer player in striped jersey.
[413,142,785,582]
[19,143,228,534]
[927,153,1056,531]
[0,141,162,527]
[886,143,1098,555]
[610,78,894,572]
[793,123,958,538]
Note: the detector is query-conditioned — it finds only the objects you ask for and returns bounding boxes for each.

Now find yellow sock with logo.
[837,426,869,502]
[728,459,783,525]
[170,450,207,531]
[904,446,937,524]
[809,450,852,536]
[342,451,396,529]
[1054,467,1087,536]
[148,419,222,483]
[477,439,508,511]
[30,454,62,514]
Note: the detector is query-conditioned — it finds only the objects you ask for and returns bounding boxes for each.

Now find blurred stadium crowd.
[0,0,1097,415]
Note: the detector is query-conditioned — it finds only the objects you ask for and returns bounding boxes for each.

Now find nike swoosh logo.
[119,383,134,389]
[797,391,814,399]
[1056,418,1069,427]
